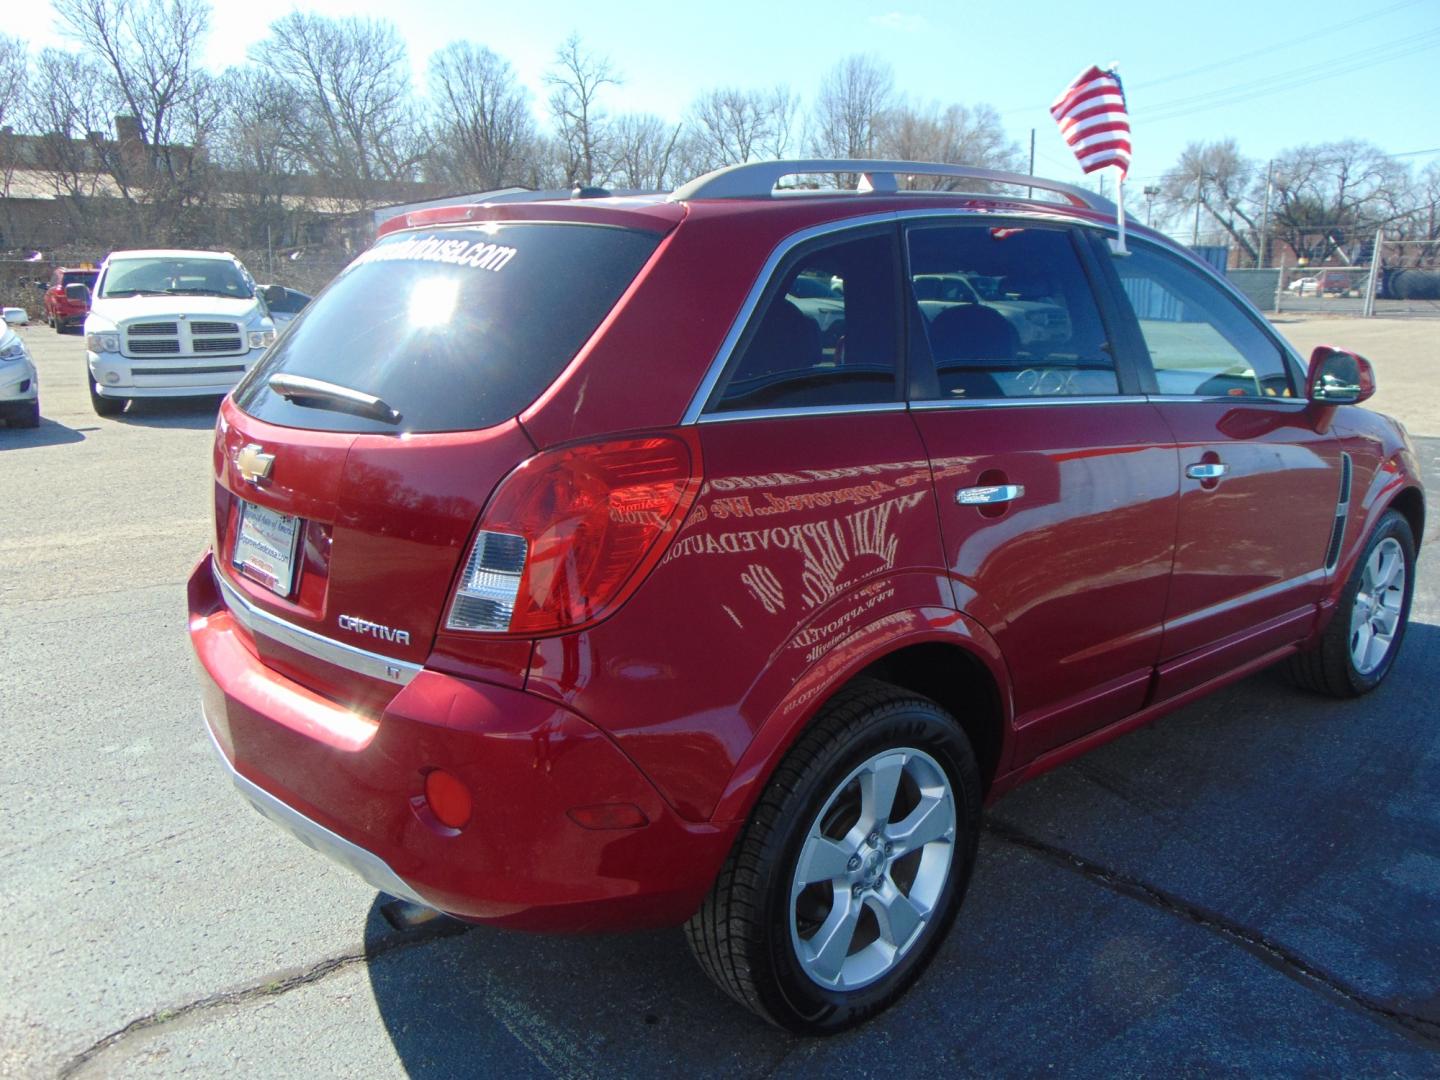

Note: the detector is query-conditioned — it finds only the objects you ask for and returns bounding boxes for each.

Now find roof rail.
[669,159,1114,214]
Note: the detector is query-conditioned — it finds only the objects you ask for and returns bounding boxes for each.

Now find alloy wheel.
[788,747,956,990]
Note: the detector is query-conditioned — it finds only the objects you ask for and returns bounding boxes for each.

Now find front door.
[1103,237,1343,698]
[905,221,1180,764]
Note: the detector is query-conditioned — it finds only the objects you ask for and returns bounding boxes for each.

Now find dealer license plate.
[234,501,301,596]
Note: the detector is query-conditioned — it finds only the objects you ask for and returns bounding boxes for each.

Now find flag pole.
[1110,171,1129,255]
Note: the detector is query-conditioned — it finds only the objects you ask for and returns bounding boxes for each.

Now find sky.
[21,0,1440,195]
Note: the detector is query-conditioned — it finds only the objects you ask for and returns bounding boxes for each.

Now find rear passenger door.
[648,225,948,800]
[1100,238,1343,698]
[905,220,1180,763]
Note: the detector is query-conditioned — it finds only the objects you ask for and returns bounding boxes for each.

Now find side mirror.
[260,284,286,306]
[1307,346,1374,406]
[65,283,91,305]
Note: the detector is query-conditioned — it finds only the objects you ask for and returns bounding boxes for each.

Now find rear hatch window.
[233,222,662,434]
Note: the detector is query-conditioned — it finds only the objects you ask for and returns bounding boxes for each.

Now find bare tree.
[608,113,682,190]
[1160,140,1260,262]
[212,67,306,248]
[19,49,122,238]
[252,12,423,209]
[877,102,1024,187]
[427,42,535,191]
[53,0,216,235]
[544,33,619,187]
[1267,140,1410,265]
[810,55,894,159]
[0,34,24,132]
[0,34,27,208]
[687,85,796,172]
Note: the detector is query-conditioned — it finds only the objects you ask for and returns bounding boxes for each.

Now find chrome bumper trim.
[215,567,422,686]
[202,713,432,909]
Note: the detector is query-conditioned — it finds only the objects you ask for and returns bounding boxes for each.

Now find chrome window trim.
[1144,394,1308,408]
[698,401,907,425]
[681,207,1101,426]
[215,568,422,686]
[910,395,1149,410]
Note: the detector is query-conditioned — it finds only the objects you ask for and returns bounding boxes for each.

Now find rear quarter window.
[233,222,661,434]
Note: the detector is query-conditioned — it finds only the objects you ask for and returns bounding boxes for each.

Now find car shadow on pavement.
[362,621,1440,1076]
[114,396,225,429]
[0,416,87,448]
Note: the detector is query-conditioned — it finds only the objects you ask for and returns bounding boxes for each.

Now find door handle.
[1185,463,1228,480]
[957,484,1024,506]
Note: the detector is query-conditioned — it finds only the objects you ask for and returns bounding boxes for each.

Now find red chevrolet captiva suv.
[190,159,1424,1032]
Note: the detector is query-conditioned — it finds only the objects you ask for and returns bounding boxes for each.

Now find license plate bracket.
[233,501,301,597]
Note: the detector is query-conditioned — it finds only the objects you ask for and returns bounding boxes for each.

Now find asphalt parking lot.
[2,319,1438,1077]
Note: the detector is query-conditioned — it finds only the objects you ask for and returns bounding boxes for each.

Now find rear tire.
[1288,509,1415,697]
[686,679,981,1034]
[89,376,126,417]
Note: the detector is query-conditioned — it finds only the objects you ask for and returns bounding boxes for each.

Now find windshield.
[233,222,662,435]
[99,257,252,299]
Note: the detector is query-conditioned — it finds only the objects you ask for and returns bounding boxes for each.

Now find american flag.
[1050,65,1131,176]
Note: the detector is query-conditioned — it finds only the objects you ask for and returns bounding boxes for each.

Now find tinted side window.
[709,231,899,413]
[907,225,1116,400]
[1115,242,1293,398]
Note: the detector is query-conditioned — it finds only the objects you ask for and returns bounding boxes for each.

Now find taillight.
[446,434,701,636]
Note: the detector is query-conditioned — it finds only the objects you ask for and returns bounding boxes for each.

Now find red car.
[42,266,97,333]
[189,160,1424,1033]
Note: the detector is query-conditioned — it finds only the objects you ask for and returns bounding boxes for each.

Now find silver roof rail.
[670,159,1114,213]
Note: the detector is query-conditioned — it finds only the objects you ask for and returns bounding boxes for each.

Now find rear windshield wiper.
[267,373,402,425]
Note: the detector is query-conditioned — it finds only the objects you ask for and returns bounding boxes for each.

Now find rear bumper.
[203,716,429,907]
[188,553,734,931]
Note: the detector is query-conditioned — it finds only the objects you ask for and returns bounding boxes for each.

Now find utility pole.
[1192,169,1203,246]
[1258,159,1273,269]
[1027,128,1035,200]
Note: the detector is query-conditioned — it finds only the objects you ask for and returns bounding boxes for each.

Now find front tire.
[89,376,126,417]
[686,680,981,1033]
[1289,509,1416,697]
[14,400,40,428]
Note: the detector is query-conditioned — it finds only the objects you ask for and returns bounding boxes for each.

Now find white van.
[80,249,277,415]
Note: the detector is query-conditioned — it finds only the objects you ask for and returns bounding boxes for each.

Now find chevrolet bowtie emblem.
[236,444,275,484]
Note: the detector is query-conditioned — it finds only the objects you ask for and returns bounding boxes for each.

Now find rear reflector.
[423,769,472,829]
[446,434,701,637]
[567,803,649,830]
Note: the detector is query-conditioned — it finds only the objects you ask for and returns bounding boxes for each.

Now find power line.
[999,0,1424,117]
[1129,0,1424,91]
[1143,27,1440,122]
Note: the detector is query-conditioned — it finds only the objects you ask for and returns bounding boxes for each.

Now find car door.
[1099,236,1344,699]
[905,219,1180,764]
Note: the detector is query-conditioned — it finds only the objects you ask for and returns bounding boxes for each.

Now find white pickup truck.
[79,249,278,416]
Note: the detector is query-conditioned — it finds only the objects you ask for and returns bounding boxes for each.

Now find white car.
[0,326,40,428]
[80,249,277,416]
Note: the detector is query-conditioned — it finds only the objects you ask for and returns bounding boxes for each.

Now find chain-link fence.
[1272,239,1440,318]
